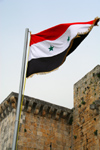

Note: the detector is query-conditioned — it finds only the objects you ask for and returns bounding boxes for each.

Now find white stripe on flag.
[28,24,91,61]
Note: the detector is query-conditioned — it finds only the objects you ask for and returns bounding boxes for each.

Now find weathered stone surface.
[73,65,100,149]
[90,104,96,110]
[0,65,100,150]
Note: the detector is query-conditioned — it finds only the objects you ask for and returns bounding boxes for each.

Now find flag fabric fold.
[26,17,100,78]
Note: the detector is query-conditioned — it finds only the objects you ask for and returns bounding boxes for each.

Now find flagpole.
[12,28,29,150]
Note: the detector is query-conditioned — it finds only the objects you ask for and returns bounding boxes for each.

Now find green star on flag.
[67,36,70,41]
[49,45,54,51]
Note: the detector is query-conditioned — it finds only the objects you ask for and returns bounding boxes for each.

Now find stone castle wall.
[17,96,72,150]
[0,93,72,150]
[0,65,100,150]
[73,65,100,150]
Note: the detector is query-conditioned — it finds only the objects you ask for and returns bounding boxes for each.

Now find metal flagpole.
[12,28,29,150]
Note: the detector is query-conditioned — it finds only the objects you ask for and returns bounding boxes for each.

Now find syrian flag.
[26,17,100,77]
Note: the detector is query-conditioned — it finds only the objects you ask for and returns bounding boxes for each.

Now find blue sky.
[0,0,100,108]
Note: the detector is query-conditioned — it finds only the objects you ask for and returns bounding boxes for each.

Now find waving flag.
[26,17,99,77]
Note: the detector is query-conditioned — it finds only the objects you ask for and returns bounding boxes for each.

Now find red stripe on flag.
[30,20,94,46]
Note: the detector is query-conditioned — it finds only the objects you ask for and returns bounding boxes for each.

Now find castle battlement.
[0,92,72,123]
